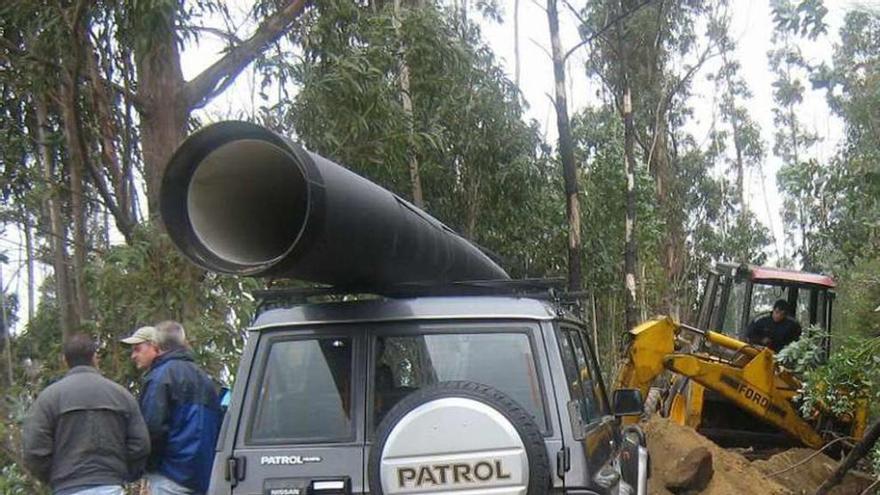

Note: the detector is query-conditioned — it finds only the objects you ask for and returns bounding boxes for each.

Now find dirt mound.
[644,417,877,495]
[644,417,790,495]
[752,448,875,495]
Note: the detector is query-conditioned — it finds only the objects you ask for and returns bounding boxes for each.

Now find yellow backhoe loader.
[615,262,867,449]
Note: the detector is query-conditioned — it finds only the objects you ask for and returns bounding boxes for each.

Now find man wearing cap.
[23,333,150,495]
[122,326,161,371]
[122,321,221,495]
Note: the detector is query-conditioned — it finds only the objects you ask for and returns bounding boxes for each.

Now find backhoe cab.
[616,263,867,450]
[697,262,835,358]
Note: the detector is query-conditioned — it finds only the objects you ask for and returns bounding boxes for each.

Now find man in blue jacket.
[122,321,221,495]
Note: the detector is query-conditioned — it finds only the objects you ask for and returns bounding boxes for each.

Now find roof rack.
[252,278,583,315]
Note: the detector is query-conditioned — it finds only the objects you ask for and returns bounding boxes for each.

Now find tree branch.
[188,25,244,44]
[184,0,309,111]
[643,40,718,167]
[563,0,658,62]
[82,155,136,244]
[529,37,553,60]
[562,0,588,26]
[0,35,144,111]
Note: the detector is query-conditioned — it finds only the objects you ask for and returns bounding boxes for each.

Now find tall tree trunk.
[0,264,12,387]
[652,126,683,317]
[622,84,639,331]
[135,19,188,222]
[514,0,521,88]
[727,82,749,262]
[59,78,91,323]
[615,4,640,332]
[591,292,599,359]
[135,0,309,221]
[464,172,481,239]
[547,0,583,293]
[23,211,35,322]
[86,40,136,241]
[122,53,140,224]
[393,0,424,208]
[35,98,77,340]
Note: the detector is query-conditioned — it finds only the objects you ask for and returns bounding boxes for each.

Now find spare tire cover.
[369,381,550,495]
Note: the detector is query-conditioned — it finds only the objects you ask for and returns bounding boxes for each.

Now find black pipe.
[160,121,509,289]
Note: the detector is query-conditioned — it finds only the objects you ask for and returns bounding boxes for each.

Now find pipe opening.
[187,139,309,267]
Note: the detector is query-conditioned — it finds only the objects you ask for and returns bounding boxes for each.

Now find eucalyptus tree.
[769,0,825,270]
[122,1,310,220]
[804,8,880,344]
[0,9,89,335]
[580,0,646,330]
[282,0,562,278]
[581,0,724,322]
[813,9,880,266]
[546,0,583,292]
[0,0,313,339]
[571,105,657,354]
[705,6,771,264]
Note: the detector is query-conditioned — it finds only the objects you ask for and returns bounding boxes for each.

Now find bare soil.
[643,417,876,495]
[645,417,789,495]
[752,448,875,495]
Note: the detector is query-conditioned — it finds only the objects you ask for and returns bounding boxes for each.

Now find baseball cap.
[121,326,158,345]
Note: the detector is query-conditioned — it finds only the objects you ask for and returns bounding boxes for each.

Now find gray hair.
[154,320,188,352]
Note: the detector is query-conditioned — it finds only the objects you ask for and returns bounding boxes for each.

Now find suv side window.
[248,336,354,443]
[372,330,547,432]
[558,328,606,424]
[568,329,609,416]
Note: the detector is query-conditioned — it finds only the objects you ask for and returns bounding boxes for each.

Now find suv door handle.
[225,456,246,487]
[556,447,570,479]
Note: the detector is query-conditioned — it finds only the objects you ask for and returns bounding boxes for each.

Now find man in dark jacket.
[122,321,221,495]
[23,333,150,495]
[746,299,803,352]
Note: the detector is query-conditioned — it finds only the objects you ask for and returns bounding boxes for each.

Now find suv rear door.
[230,328,366,495]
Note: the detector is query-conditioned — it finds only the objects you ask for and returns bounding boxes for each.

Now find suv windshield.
[373,329,547,431]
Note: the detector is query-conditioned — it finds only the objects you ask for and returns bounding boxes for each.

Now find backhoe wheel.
[368,381,550,495]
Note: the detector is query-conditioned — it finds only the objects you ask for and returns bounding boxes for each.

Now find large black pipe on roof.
[160,121,509,289]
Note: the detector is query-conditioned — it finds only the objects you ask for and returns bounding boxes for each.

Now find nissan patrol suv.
[159,121,650,495]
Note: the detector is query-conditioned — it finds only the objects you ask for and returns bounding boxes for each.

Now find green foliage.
[771,0,828,39]
[0,463,46,495]
[814,10,880,265]
[776,325,828,371]
[278,0,562,278]
[84,225,261,385]
[796,336,880,418]
[872,446,880,479]
[769,0,829,271]
[834,258,880,339]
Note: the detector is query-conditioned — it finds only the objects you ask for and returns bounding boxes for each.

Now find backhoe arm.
[614,317,677,399]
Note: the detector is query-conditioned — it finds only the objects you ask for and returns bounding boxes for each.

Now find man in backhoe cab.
[746,299,803,352]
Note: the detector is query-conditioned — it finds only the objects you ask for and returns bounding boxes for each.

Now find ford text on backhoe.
[616,262,867,449]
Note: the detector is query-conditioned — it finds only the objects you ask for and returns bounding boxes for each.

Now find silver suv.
[210,293,648,495]
[158,121,649,495]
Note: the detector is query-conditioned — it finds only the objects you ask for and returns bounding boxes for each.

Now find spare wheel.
[368,381,550,495]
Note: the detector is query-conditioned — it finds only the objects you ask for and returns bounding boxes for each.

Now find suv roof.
[251,295,565,330]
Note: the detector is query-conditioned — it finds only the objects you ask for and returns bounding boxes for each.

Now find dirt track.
[644,417,876,495]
